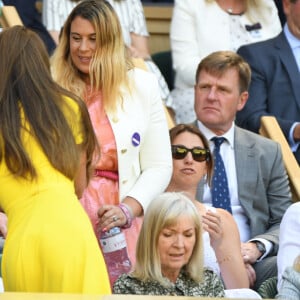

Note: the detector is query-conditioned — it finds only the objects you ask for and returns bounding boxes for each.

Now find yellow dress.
[0,97,111,294]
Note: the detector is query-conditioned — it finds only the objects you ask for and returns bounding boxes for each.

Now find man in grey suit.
[194,51,291,290]
[236,0,300,164]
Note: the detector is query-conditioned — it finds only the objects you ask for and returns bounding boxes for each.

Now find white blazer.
[171,0,282,89]
[108,68,172,211]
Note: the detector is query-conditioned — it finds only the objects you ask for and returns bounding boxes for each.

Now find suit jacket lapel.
[275,32,300,110]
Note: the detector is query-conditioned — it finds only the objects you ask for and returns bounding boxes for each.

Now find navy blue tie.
[211,137,232,213]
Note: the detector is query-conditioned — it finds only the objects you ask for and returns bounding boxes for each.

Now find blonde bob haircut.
[51,0,133,113]
[133,192,204,287]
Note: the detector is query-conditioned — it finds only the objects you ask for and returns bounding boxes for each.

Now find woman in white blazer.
[43,0,172,105]
[51,0,172,286]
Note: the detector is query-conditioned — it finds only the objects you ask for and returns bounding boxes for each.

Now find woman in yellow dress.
[0,26,111,294]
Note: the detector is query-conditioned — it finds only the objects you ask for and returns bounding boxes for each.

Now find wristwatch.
[255,241,266,256]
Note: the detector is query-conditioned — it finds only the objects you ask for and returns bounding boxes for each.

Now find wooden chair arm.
[0,6,23,28]
[259,116,300,201]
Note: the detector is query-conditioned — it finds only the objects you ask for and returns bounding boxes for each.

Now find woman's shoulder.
[128,67,159,90]
[130,66,156,79]
[113,273,166,295]
[202,268,224,286]
[113,273,143,294]
[198,268,225,296]
[113,273,134,293]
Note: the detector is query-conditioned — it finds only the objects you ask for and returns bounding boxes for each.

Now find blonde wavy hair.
[51,0,133,114]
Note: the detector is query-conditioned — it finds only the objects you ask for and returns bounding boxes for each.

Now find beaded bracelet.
[118,203,133,229]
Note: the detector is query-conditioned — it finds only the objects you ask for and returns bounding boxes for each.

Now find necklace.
[217,0,235,14]
[220,0,246,15]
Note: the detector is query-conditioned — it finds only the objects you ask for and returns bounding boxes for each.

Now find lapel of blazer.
[234,127,257,214]
[275,32,300,110]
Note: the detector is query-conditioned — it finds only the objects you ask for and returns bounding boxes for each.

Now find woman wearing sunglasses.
[166,124,262,298]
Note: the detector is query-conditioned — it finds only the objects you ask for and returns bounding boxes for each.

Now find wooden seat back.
[0,6,23,28]
[259,116,300,202]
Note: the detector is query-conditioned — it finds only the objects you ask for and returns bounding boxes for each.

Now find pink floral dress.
[80,89,142,268]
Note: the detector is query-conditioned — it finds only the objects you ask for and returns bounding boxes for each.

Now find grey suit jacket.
[236,31,300,164]
[197,126,291,255]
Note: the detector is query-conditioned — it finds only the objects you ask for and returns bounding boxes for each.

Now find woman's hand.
[97,196,142,232]
[202,210,223,249]
[97,204,127,232]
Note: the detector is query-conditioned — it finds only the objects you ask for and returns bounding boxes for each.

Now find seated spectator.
[236,0,300,164]
[51,0,172,285]
[3,0,56,54]
[166,124,262,299]
[42,0,172,106]
[166,124,249,289]
[113,192,225,297]
[277,254,300,299]
[194,50,291,290]
[170,0,282,123]
[277,202,300,291]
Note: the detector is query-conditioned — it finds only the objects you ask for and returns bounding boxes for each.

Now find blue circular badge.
[131,132,140,147]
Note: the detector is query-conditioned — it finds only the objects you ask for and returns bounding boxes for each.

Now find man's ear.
[282,0,290,16]
[237,91,249,111]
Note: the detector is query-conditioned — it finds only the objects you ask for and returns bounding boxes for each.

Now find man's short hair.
[195,50,251,93]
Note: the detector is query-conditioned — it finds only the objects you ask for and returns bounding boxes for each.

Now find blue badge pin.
[131,132,140,147]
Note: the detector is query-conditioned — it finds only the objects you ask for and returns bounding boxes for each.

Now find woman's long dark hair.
[0,26,97,180]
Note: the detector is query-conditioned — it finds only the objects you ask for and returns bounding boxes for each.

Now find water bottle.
[99,227,132,287]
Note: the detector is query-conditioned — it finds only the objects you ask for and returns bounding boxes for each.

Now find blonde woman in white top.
[42,0,172,104]
[170,0,282,124]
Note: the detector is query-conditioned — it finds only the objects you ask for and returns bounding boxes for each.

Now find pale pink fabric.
[80,89,142,266]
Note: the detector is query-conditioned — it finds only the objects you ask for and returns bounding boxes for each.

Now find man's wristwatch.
[255,241,266,256]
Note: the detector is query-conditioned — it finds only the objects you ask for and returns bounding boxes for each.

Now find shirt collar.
[284,23,300,50]
[196,120,235,149]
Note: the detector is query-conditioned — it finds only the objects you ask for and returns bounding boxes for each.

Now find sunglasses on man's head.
[171,145,210,162]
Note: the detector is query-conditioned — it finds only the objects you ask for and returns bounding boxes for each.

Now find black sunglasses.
[171,145,210,162]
